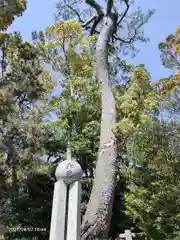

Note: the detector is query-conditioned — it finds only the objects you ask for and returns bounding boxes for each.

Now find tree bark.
[81,12,117,239]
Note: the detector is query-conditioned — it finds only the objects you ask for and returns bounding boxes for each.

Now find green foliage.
[34,23,101,239]
[159,26,180,70]
[163,89,180,119]
[6,165,54,240]
[39,19,165,239]
[0,0,27,30]
[115,64,159,137]
[38,18,180,239]
[55,0,155,57]
[125,121,180,239]
[0,30,55,238]
[0,2,179,240]
[0,32,54,167]
[157,26,180,98]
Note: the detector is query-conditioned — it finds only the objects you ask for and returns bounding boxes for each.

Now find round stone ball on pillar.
[55,159,82,185]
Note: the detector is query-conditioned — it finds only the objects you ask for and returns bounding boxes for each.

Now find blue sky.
[7,0,180,82]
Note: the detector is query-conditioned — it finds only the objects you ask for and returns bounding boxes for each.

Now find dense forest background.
[0,0,180,239]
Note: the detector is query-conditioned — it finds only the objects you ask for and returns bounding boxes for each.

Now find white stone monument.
[49,152,82,240]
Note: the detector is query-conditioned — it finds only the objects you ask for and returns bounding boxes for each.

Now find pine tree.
[37,20,163,239]
[46,1,155,237]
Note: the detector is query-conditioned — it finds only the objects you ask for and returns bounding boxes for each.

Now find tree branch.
[82,14,103,36]
[113,5,118,14]
[85,0,103,14]
[85,25,100,34]
[117,0,130,26]
[90,13,104,35]
[67,5,84,22]
[114,27,138,44]
[82,15,97,27]
[47,153,54,162]
[114,34,134,44]
[106,0,113,15]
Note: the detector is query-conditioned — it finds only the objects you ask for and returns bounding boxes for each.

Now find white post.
[66,181,81,240]
[124,230,133,240]
[49,180,67,240]
[49,159,82,240]
[119,230,136,240]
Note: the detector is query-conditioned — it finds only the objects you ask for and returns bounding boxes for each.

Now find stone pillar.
[49,159,82,240]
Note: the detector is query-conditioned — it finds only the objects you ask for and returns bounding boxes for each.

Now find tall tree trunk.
[81,12,117,239]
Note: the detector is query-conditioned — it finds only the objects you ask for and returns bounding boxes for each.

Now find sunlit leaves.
[152,76,180,98]
[45,19,96,52]
[41,19,100,166]
[159,25,180,71]
[1,33,55,101]
[39,20,96,82]
[46,20,82,43]
[0,0,27,30]
[115,64,154,136]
